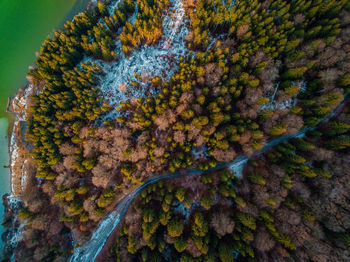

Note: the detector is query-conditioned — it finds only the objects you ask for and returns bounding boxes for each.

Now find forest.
[103,107,350,262]
[2,0,350,261]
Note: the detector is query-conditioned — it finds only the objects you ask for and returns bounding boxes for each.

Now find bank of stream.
[0,0,91,254]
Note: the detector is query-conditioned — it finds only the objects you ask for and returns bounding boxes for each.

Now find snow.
[6,84,35,255]
[192,145,209,160]
[9,85,35,195]
[9,120,19,195]
[161,248,172,261]
[20,160,28,189]
[297,80,307,93]
[173,201,200,221]
[94,0,189,119]
[261,80,307,111]
[206,33,226,51]
[8,219,25,246]
[7,196,20,209]
[263,82,280,109]
[9,121,18,166]
[228,155,248,179]
[70,96,349,262]
[107,0,122,13]
[11,84,34,121]
[5,195,23,262]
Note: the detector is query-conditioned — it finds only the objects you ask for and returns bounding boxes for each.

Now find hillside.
[2,0,350,261]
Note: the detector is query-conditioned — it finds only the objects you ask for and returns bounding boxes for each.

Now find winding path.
[69,97,348,262]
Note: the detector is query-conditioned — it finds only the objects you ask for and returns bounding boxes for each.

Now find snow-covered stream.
[70,96,348,261]
[261,80,307,111]
[68,129,306,261]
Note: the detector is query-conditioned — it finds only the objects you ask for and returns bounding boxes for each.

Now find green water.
[0,0,91,117]
[0,0,90,253]
[0,119,10,253]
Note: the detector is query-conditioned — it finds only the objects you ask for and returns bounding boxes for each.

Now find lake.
[0,0,90,253]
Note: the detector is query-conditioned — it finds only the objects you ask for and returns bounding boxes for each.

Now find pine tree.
[248,172,266,185]
[218,242,235,262]
[237,213,256,230]
[192,213,208,237]
[167,217,184,238]
[174,236,187,253]
[175,188,186,202]
[270,122,287,136]
[200,195,214,210]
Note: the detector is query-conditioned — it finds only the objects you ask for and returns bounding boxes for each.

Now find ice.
[192,145,209,160]
[261,80,307,111]
[173,201,200,221]
[228,155,248,179]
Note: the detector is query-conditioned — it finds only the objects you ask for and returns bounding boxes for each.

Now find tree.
[167,217,184,238]
[210,212,235,236]
[200,195,214,210]
[76,185,89,195]
[174,236,187,253]
[97,1,108,17]
[338,73,350,89]
[175,188,186,202]
[82,158,96,170]
[17,208,31,219]
[282,66,308,79]
[192,213,208,237]
[127,236,137,254]
[218,242,234,262]
[248,172,266,185]
[270,122,287,136]
[324,122,350,136]
[68,200,84,216]
[237,213,256,230]
[159,210,171,226]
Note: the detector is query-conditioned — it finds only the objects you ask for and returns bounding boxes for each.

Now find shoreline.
[4,0,94,201]
[1,0,96,257]
[6,96,16,199]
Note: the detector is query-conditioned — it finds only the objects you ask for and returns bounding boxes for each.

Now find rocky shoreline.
[1,82,39,260]
[7,83,38,198]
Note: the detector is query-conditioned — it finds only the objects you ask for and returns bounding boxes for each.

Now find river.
[0,0,90,253]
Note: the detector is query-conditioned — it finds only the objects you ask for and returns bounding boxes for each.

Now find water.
[0,0,90,253]
[0,119,10,252]
[0,0,91,118]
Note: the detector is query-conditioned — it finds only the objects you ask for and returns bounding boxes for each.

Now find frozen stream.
[70,96,348,262]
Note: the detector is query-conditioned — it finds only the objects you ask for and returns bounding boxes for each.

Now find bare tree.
[173,131,186,145]
[128,146,148,162]
[59,142,77,155]
[294,14,305,25]
[210,212,235,236]
[284,114,304,135]
[153,147,165,158]
[211,148,236,162]
[204,63,224,87]
[188,124,201,140]
[155,109,176,131]
[237,24,250,39]
[31,215,50,231]
[186,238,202,257]
[42,181,55,196]
[253,228,276,252]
